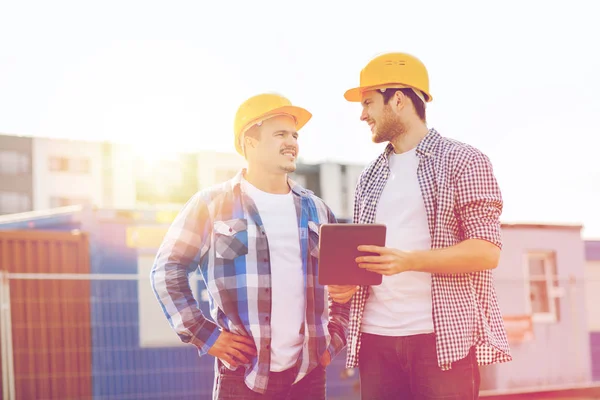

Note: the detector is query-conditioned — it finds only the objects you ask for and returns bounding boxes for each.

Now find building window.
[0,151,30,175]
[0,192,31,214]
[71,158,90,174]
[48,156,90,173]
[49,197,90,208]
[525,251,560,323]
[49,157,69,172]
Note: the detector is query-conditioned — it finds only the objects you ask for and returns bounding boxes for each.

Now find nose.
[360,108,369,122]
[285,134,298,148]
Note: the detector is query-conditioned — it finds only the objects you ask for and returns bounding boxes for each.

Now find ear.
[393,90,406,110]
[245,136,257,149]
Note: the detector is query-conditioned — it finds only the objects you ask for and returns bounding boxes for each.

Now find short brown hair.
[381,88,426,122]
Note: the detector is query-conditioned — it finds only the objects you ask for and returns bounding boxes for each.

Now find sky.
[1,0,599,237]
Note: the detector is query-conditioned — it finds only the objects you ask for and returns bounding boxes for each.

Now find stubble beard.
[373,108,406,144]
[279,162,296,174]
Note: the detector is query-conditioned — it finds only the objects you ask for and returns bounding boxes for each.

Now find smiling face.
[244,114,299,174]
[359,90,408,144]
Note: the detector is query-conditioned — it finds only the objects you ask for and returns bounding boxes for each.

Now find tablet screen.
[317,223,386,286]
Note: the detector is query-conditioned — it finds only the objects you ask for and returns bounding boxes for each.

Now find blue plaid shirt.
[150,170,349,394]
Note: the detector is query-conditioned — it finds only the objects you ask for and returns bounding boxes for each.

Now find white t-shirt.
[241,178,305,371]
[361,147,434,336]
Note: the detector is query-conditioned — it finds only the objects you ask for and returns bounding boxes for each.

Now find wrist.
[408,251,425,272]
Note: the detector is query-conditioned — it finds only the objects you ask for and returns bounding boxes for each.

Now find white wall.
[32,137,104,210]
[343,164,365,219]
[108,143,136,209]
[137,254,203,347]
[490,226,591,389]
[318,163,365,220]
[319,163,343,217]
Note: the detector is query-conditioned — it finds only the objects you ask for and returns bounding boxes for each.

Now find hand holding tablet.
[317,223,386,286]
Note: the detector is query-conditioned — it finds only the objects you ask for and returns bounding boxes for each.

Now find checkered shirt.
[151,170,350,394]
[346,128,512,370]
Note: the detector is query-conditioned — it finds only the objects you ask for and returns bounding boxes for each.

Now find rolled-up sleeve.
[150,193,220,355]
[455,152,503,249]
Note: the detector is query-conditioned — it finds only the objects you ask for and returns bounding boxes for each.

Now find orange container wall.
[0,231,92,400]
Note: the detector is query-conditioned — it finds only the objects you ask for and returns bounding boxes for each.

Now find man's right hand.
[207,331,257,368]
[327,285,360,304]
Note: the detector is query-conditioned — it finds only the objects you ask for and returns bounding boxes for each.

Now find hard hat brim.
[344,87,364,102]
[235,105,312,155]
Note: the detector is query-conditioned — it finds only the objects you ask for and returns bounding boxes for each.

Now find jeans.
[213,360,327,400]
[358,332,480,400]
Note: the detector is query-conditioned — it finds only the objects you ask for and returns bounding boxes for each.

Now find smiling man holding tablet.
[328,53,512,399]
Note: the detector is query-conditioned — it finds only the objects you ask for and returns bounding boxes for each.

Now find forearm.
[326,295,350,358]
[411,239,501,274]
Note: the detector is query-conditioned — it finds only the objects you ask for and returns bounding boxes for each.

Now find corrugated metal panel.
[0,230,92,400]
[90,221,213,400]
[0,230,89,273]
[92,279,214,400]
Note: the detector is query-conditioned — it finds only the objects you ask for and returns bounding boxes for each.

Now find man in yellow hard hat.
[151,93,349,399]
[328,53,512,399]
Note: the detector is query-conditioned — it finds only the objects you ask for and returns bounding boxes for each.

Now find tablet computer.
[317,223,386,286]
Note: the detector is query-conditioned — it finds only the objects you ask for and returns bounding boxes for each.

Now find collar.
[231,168,311,197]
[379,128,441,167]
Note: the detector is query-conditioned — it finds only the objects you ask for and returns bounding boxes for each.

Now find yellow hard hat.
[234,93,312,155]
[344,52,432,103]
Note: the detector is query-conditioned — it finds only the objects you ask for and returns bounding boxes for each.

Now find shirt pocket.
[213,219,249,260]
[308,221,320,259]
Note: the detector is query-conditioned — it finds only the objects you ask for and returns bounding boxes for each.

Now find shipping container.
[0,229,91,400]
[0,205,361,400]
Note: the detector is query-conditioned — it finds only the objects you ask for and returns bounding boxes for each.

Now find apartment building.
[1,133,137,214]
[32,137,106,210]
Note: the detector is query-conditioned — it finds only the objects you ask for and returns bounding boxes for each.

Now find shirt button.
[263,258,268,262]
[265,316,270,322]
[266,345,270,350]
